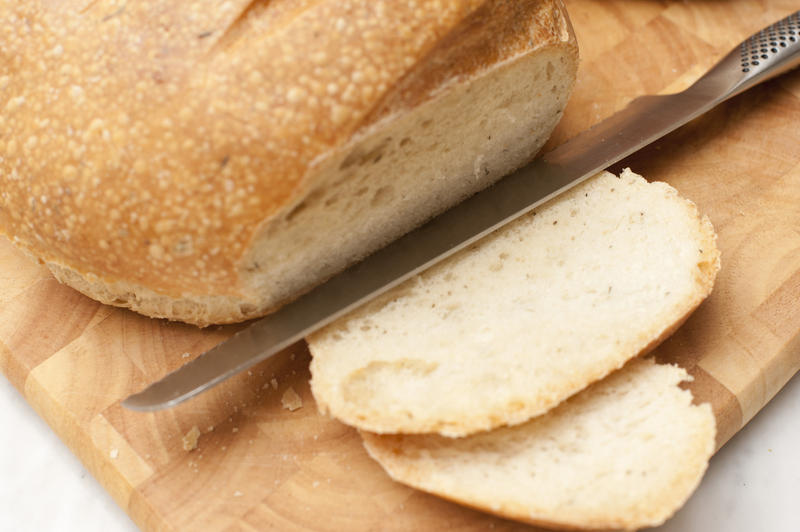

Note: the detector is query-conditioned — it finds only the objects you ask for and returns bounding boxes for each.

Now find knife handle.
[689,11,800,101]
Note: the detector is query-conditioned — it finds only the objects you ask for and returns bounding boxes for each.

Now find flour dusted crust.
[0,0,577,326]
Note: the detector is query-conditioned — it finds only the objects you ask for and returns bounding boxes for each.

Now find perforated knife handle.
[689,11,800,101]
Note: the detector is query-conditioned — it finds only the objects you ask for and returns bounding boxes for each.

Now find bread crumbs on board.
[182,425,201,451]
[281,387,303,411]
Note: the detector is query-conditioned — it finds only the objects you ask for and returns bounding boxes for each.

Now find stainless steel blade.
[123,11,800,411]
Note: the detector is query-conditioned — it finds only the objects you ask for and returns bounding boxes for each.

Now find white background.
[1,372,798,532]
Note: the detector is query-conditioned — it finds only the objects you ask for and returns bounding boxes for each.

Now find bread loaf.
[362,358,716,531]
[308,170,720,436]
[0,0,577,326]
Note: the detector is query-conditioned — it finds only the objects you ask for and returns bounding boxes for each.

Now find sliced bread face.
[361,358,716,531]
[308,169,719,437]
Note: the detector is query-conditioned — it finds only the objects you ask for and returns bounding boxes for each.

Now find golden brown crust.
[44,260,254,326]
[364,0,574,124]
[0,0,575,323]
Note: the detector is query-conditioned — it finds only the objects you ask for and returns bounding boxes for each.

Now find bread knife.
[123,11,800,411]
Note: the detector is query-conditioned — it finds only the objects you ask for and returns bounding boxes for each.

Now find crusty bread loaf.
[308,169,720,436]
[362,358,716,531]
[0,0,577,326]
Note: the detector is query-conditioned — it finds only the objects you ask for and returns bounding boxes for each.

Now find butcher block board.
[2,1,800,530]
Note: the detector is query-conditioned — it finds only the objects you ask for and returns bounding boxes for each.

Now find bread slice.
[362,358,716,531]
[308,169,720,436]
[0,0,577,326]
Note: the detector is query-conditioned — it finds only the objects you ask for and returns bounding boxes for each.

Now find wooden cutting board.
[2,1,799,530]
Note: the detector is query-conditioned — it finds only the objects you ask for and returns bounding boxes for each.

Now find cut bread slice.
[308,169,720,436]
[362,358,716,531]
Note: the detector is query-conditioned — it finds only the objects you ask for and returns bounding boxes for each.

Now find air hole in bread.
[499,95,515,110]
[371,186,394,207]
[286,188,324,222]
[342,359,439,407]
[338,154,356,171]
[285,200,307,222]
[339,139,390,170]
[366,140,392,166]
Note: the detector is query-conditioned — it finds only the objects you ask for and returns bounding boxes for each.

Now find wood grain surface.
[2,1,800,530]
